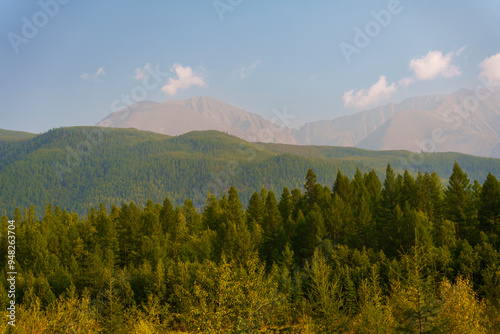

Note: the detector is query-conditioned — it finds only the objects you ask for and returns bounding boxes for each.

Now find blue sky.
[1,0,500,133]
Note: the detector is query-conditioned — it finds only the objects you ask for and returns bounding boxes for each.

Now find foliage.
[1,159,500,332]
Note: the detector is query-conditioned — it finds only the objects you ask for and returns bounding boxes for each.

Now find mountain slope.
[1,127,499,216]
[292,94,447,146]
[96,96,299,144]
[356,89,500,157]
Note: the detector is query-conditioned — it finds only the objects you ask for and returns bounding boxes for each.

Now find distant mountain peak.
[96,96,299,144]
[96,90,500,158]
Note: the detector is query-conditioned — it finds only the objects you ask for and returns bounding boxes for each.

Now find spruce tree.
[278,187,294,221]
[479,173,500,236]
[444,162,474,240]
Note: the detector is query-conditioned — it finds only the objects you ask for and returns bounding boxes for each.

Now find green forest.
[1,162,500,333]
[1,127,499,216]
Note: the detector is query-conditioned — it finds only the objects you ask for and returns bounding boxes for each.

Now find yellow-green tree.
[437,277,488,334]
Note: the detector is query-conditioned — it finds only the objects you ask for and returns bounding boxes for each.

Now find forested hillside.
[1,127,499,216]
[1,164,499,332]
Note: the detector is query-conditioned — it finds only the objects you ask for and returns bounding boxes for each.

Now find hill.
[0,128,36,141]
[1,126,499,216]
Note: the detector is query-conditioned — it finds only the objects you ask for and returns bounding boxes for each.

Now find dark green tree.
[444,162,475,240]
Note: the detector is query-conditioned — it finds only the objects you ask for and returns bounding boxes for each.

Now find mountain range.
[97,89,500,158]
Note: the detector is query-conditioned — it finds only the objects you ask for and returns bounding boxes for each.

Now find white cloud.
[397,48,465,89]
[409,50,461,80]
[343,49,465,108]
[234,60,261,79]
[479,53,500,83]
[134,63,152,80]
[161,64,205,95]
[81,67,105,82]
[398,77,415,88]
[343,76,397,109]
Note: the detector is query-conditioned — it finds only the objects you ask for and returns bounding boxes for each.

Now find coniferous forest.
[2,127,500,217]
[2,162,500,333]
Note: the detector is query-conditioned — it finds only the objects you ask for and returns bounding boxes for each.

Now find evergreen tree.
[98,274,125,333]
[278,187,294,221]
[444,162,475,240]
[261,191,284,265]
[351,168,375,249]
[332,170,352,203]
[246,191,264,227]
[159,197,176,237]
[307,249,345,332]
[117,202,141,267]
[226,186,244,228]
[479,173,500,236]
[378,164,403,256]
[181,198,203,236]
[304,168,321,212]
[355,269,394,333]
[390,245,445,333]
[202,192,222,231]
[401,170,418,209]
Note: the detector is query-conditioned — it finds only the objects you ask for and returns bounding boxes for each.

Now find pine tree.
[117,202,141,267]
[304,169,321,212]
[94,203,118,267]
[402,170,418,209]
[378,164,403,256]
[364,169,382,207]
[181,198,203,236]
[261,191,284,265]
[332,170,352,204]
[307,249,345,332]
[351,168,375,249]
[202,192,222,231]
[341,266,357,316]
[246,191,264,227]
[301,204,328,260]
[444,162,474,240]
[354,269,394,333]
[278,187,294,221]
[159,197,176,237]
[479,173,500,236]
[98,274,125,333]
[291,188,303,220]
[416,172,444,221]
[171,211,188,261]
[329,193,353,246]
[390,244,445,333]
[226,186,244,228]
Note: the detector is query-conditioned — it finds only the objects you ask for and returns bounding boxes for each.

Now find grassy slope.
[0,129,36,141]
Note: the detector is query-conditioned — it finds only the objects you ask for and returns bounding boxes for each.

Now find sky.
[1,0,500,133]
